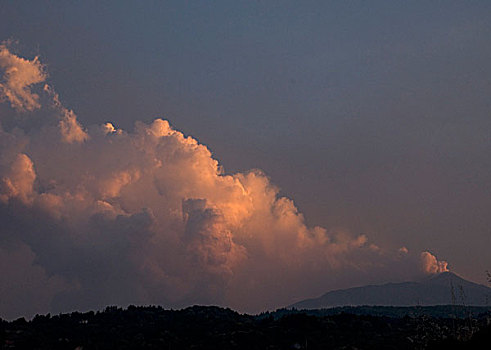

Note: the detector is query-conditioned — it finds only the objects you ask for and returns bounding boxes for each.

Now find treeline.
[1,305,491,349]
[265,305,491,319]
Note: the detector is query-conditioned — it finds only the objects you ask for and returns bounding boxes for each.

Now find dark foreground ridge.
[2,305,491,349]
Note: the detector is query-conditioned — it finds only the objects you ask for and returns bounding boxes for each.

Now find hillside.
[2,305,491,349]
[290,272,491,309]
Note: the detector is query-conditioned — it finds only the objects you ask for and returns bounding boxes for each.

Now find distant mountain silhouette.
[290,272,491,309]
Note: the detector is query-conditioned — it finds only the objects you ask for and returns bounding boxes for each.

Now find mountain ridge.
[289,272,491,309]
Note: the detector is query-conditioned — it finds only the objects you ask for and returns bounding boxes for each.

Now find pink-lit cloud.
[0,44,450,319]
[0,43,46,112]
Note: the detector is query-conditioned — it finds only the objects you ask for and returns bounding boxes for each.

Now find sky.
[0,1,490,319]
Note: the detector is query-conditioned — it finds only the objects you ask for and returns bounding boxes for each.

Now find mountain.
[290,272,491,309]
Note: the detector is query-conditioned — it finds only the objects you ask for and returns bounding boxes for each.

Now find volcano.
[290,272,491,309]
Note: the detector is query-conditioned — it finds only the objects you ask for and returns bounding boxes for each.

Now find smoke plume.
[421,251,449,274]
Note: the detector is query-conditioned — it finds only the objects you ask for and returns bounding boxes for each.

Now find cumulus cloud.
[0,43,46,112]
[0,153,36,204]
[43,83,89,143]
[0,45,450,319]
[0,43,87,144]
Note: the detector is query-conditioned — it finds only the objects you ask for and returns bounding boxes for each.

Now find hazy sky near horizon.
[1,1,491,318]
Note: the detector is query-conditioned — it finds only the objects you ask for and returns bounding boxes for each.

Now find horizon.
[3,270,490,321]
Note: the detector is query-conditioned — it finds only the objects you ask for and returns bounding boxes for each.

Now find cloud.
[0,43,46,112]
[0,43,87,144]
[0,45,450,319]
[0,153,36,204]
[43,83,89,143]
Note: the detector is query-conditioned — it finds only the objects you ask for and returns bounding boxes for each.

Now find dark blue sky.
[2,1,491,283]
